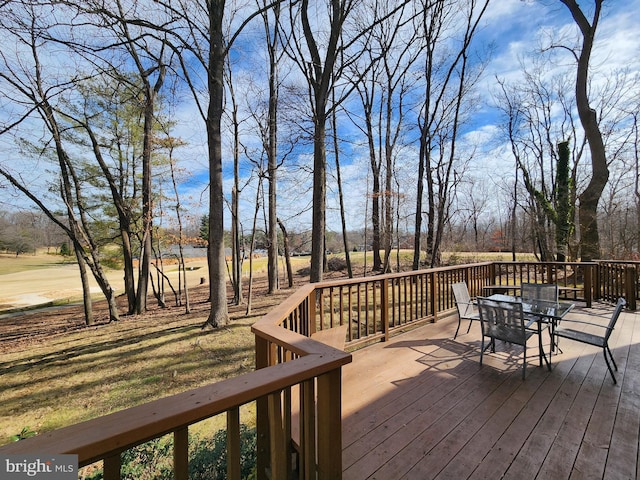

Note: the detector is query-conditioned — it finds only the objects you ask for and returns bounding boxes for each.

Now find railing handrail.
[0,348,347,462]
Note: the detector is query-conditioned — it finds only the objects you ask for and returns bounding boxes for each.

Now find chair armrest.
[555,319,608,329]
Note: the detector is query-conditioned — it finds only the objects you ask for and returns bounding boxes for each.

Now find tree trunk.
[246,177,263,316]
[229,70,243,306]
[278,219,294,288]
[204,0,229,328]
[413,136,426,270]
[265,4,280,294]
[560,0,607,261]
[332,89,353,278]
[310,113,327,283]
[121,230,136,314]
[556,140,571,262]
[366,110,383,271]
[74,245,94,326]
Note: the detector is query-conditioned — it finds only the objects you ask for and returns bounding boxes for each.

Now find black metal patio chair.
[553,297,626,384]
[521,282,560,349]
[477,297,548,380]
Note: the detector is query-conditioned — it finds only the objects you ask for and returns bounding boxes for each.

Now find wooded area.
[0,0,638,327]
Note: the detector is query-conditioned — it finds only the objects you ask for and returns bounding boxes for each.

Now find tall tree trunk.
[556,140,571,262]
[265,2,281,294]
[246,179,263,316]
[229,70,243,306]
[332,88,353,278]
[310,111,327,283]
[560,0,607,261]
[366,109,383,271]
[302,0,345,283]
[204,0,229,328]
[413,136,426,270]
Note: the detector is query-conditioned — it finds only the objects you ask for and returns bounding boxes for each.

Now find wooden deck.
[341,302,640,479]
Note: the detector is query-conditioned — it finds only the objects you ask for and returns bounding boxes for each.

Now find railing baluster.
[227,408,241,480]
[301,379,316,480]
[268,392,287,480]
[103,453,121,480]
[174,427,189,480]
[382,278,389,341]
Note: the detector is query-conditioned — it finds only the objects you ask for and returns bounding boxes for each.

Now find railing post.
[300,379,316,480]
[489,262,496,285]
[268,392,288,480]
[584,264,593,308]
[316,368,342,480]
[382,278,390,341]
[429,271,436,320]
[594,261,601,302]
[625,267,637,311]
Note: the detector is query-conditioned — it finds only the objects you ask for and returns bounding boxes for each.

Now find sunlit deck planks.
[341,302,640,479]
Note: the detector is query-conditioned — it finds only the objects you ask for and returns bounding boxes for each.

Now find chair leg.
[602,347,617,384]
[550,321,563,354]
[466,320,472,334]
[454,319,461,339]
[605,344,618,371]
[522,346,527,380]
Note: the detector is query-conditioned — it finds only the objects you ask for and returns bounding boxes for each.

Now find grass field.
[0,250,69,275]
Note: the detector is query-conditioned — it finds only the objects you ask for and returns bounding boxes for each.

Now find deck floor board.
[341,302,639,479]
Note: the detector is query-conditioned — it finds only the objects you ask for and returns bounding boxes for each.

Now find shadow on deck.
[342,302,640,479]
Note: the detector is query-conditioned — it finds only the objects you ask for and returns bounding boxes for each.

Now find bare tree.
[0,2,123,324]
[413,0,490,268]
[132,0,283,327]
[558,0,607,260]
[226,58,245,306]
[285,0,356,282]
[260,0,284,293]
[494,69,583,261]
[348,0,420,273]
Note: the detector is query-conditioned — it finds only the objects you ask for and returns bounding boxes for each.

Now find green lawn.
[0,251,69,275]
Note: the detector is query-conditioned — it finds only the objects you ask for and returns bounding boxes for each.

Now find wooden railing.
[595,260,640,310]
[1,260,637,480]
[487,261,595,306]
[485,261,639,310]
[0,283,352,480]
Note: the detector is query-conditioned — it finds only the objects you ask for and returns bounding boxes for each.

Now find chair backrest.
[477,297,527,345]
[452,282,474,318]
[521,282,558,304]
[604,297,626,340]
[452,282,471,305]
